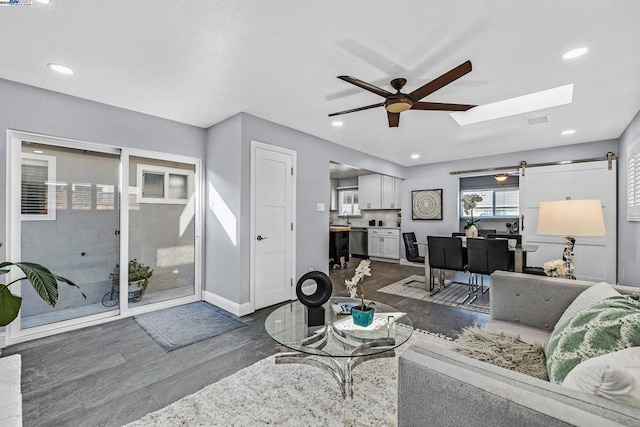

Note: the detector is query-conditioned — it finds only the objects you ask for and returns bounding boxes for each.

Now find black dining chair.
[487,233,522,271]
[402,232,425,264]
[426,236,468,293]
[466,238,510,303]
[451,232,465,237]
[477,229,497,238]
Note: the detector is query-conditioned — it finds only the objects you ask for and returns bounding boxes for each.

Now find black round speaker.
[295,271,332,307]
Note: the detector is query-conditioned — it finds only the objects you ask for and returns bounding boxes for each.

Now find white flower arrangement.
[462,193,483,229]
[543,259,573,277]
[344,259,372,309]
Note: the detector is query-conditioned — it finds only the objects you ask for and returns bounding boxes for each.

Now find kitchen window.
[338,187,360,216]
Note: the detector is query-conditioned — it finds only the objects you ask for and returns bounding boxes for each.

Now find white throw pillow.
[555,282,621,328]
[562,347,640,409]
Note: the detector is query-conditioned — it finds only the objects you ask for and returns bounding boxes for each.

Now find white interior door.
[519,161,616,282]
[252,142,296,310]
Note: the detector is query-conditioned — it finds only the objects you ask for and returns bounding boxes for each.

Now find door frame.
[250,140,296,311]
[4,130,203,346]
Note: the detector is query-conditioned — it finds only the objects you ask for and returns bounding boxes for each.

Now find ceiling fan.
[329,60,476,127]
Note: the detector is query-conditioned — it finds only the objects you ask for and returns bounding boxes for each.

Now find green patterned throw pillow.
[544,296,640,384]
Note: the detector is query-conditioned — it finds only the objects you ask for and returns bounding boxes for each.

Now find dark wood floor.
[4,259,487,426]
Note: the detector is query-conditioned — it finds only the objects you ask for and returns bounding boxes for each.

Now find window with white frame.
[460,188,519,219]
[21,153,56,221]
[628,136,640,221]
[137,163,193,204]
[338,188,360,215]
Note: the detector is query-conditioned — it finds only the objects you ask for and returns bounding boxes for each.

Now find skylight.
[450,84,574,126]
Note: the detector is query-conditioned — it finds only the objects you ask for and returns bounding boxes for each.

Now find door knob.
[256,235,269,241]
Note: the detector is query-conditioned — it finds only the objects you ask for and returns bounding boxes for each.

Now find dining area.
[403,232,540,307]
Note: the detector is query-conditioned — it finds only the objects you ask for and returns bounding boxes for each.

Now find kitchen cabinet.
[358,174,381,209]
[368,228,400,260]
[358,174,401,210]
[381,175,401,209]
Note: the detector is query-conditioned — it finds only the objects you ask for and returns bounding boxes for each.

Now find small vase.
[465,225,478,238]
[351,306,374,327]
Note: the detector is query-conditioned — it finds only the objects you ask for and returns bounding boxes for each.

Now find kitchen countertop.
[329,225,401,230]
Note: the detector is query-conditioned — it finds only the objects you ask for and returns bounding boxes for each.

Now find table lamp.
[536,199,605,279]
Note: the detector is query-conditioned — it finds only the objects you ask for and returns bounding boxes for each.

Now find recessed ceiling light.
[47,63,74,75]
[35,0,52,3]
[33,150,44,154]
[563,47,589,60]
[561,129,576,135]
[410,154,420,159]
[331,121,343,127]
[450,84,574,126]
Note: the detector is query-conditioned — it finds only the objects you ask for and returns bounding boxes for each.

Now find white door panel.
[252,143,295,310]
[520,161,616,283]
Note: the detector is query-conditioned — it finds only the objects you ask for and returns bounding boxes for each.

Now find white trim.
[250,140,297,312]
[202,290,253,317]
[627,135,640,221]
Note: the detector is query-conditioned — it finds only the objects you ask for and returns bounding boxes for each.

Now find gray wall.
[205,112,405,304]
[401,139,619,266]
[0,78,205,270]
[618,108,640,285]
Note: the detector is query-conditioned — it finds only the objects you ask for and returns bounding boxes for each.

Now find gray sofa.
[398,271,640,427]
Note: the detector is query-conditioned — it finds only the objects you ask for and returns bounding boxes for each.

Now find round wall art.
[412,189,443,220]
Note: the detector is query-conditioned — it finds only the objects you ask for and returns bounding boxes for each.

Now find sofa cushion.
[454,327,548,380]
[545,295,640,384]
[563,347,640,409]
[483,320,551,346]
[555,281,621,328]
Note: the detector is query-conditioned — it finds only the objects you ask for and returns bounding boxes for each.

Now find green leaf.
[0,269,10,275]
[0,286,22,327]
[56,275,86,299]
[14,262,59,307]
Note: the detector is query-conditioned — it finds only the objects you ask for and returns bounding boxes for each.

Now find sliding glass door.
[7,132,201,343]
[127,156,196,307]
[19,141,121,329]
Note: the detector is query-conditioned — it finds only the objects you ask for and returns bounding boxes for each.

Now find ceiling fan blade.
[387,111,400,127]
[328,103,384,117]
[409,60,472,102]
[412,102,476,111]
[338,76,393,98]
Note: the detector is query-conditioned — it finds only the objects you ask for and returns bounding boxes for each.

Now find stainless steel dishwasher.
[349,227,368,257]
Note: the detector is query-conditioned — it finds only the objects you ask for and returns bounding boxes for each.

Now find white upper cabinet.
[358,174,382,209]
[381,175,401,209]
[359,174,401,210]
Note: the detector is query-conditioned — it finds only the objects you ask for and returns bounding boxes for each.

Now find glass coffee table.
[265,297,413,398]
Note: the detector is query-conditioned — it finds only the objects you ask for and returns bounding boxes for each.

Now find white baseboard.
[202,290,253,317]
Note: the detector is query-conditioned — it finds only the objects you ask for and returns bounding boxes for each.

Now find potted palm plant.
[0,261,85,327]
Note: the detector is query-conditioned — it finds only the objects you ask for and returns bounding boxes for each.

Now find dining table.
[415,237,539,284]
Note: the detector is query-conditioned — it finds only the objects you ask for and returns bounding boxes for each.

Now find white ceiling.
[1,1,639,166]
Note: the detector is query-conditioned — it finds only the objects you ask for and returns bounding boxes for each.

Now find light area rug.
[126,330,453,427]
[134,302,246,352]
[377,275,490,315]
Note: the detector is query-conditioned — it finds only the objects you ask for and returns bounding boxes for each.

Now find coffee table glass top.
[264,297,413,358]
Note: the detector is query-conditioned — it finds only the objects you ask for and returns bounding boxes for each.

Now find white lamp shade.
[537,199,606,236]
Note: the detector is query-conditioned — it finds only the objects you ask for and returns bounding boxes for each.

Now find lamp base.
[562,236,576,280]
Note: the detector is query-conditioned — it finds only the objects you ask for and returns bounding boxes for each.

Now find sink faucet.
[343,210,351,225]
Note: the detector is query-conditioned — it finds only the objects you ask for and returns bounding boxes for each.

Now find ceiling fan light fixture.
[385,99,412,113]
